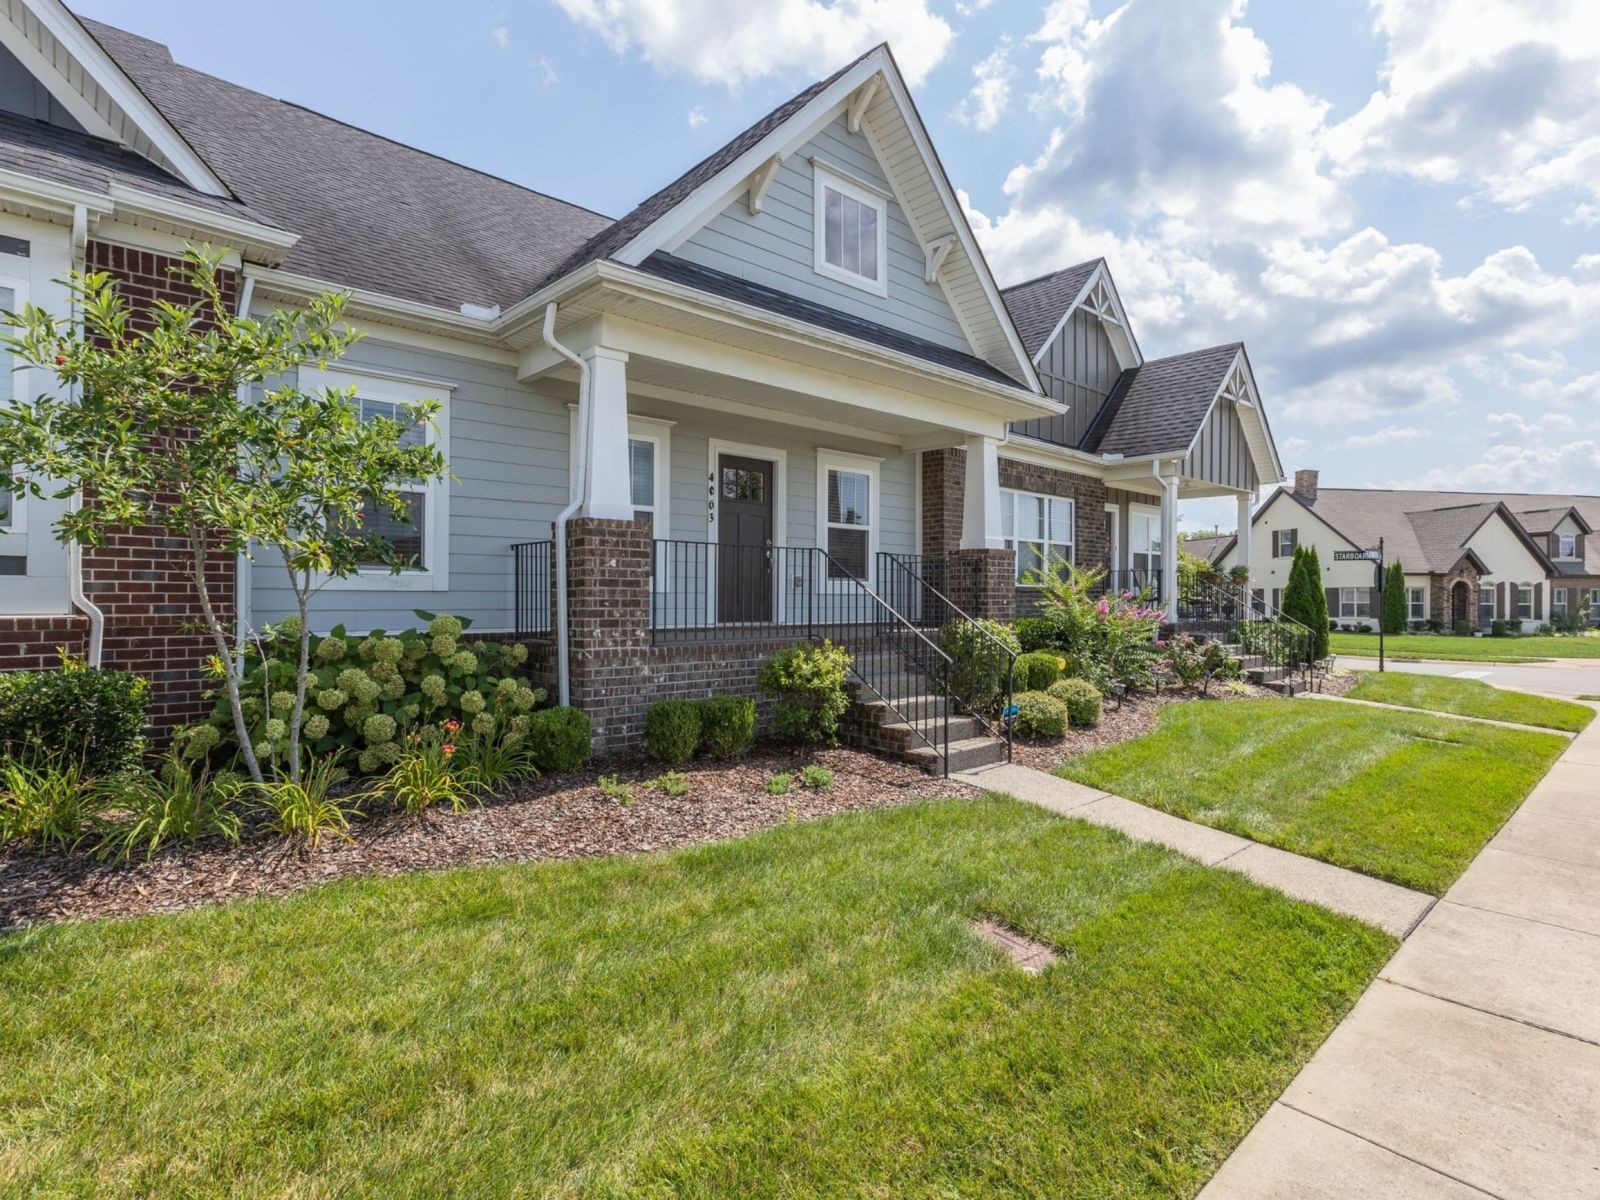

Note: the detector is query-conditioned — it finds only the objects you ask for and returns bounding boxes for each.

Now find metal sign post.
[1334,539,1386,671]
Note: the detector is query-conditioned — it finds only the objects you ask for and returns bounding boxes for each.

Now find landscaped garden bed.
[1058,698,1569,894]
[0,744,952,929]
[0,795,1393,1198]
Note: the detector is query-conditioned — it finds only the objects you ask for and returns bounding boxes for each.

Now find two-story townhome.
[0,2,1284,760]
[1217,470,1600,631]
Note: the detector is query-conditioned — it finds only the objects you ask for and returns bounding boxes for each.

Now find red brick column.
[946,548,1016,622]
[564,516,652,751]
[921,448,965,558]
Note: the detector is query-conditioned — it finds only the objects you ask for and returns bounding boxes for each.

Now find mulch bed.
[0,745,967,930]
[1009,682,1279,773]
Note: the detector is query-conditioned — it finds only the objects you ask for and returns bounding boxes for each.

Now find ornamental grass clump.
[377,726,479,815]
[93,751,245,864]
[191,611,544,775]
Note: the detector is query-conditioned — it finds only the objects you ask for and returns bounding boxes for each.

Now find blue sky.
[76,0,1600,532]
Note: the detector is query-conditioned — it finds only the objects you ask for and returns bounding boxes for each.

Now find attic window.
[814,164,887,296]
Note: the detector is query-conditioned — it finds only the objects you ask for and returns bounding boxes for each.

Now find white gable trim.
[1182,348,1285,485]
[1029,260,1142,370]
[613,48,1040,393]
[0,1,228,197]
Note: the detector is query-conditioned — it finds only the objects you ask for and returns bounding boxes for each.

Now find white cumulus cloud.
[548,0,954,87]
[955,38,1014,132]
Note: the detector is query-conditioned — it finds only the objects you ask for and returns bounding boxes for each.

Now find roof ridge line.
[999,257,1103,294]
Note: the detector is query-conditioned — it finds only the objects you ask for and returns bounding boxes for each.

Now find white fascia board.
[0,167,114,221]
[246,264,503,345]
[999,433,1109,475]
[594,261,1053,417]
[107,185,298,261]
[21,0,230,197]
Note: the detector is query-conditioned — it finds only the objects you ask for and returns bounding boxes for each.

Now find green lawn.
[1347,672,1595,733]
[1059,700,1567,894]
[0,797,1392,1199]
[1330,631,1600,661]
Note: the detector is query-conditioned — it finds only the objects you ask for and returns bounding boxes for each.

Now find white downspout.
[541,303,591,708]
[233,271,258,668]
[64,203,105,666]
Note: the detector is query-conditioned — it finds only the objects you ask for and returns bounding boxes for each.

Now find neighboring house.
[0,2,1283,756]
[1217,470,1600,631]
[1180,535,1233,565]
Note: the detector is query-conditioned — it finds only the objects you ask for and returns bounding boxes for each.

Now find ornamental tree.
[0,248,447,783]
[1382,561,1408,634]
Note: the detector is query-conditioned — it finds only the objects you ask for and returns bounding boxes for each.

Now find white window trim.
[1003,487,1075,587]
[0,273,30,542]
[817,448,880,589]
[1129,507,1161,576]
[626,415,673,593]
[1516,584,1533,621]
[1553,588,1568,614]
[1408,586,1426,621]
[1556,533,1578,559]
[1479,584,1496,622]
[1103,502,1120,571]
[1272,528,1297,557]
[1338,587,1370,619]
[302,364,451,592]
[813,162,889,298]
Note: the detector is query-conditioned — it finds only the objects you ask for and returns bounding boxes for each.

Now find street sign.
[1333,549,1382,562]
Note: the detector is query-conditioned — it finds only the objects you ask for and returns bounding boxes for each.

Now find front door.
[1451,580,1470,628]
[717,454,774,624]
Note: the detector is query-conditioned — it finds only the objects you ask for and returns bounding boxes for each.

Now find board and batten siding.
[671,115,971,354]
[250,337,572,634]
[1013,309,1120,448]
[1182,395,1258,492]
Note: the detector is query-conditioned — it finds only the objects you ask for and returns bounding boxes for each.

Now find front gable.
[611,47,1039,391]
[0,0,225,195]
[1463,506,1551,581]
[671,114,970,354]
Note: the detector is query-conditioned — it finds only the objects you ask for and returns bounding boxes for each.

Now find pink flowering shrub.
[1024,562,1165,691]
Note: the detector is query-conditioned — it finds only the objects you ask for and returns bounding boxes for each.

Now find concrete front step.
[905,735,1010,774]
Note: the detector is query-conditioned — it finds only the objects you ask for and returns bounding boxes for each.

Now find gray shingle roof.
[999,259,1100,359]
[1181,534,1232,563]
[534,47,879,292]
[1083,343,1241,457]
[79,17,613,311]
[1278,487,1600,575]
[0,108,271,225]
[638,253,1018,386]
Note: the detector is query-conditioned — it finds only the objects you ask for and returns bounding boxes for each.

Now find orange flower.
[442,743,456,756]
[443,718,461,733]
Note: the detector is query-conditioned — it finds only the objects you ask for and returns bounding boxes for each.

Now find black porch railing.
[1175,575,1317,684]
[511,539,553,637]
[878,552,1015,760]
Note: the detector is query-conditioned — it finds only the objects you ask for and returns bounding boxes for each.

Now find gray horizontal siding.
[250,338,570,634]
[672,116,970,354]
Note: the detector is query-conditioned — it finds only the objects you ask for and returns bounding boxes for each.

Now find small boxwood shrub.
[1014,651,1063,692]
[644,699,701,765]
[696,695,756,759]
[525,706,592,773]
[1047,678,1103,728]
[0,665,148,776]
[1012,690,1068,739]
[758,641,853,744]
[1013,616,1064,653]
[940,618,1022,714]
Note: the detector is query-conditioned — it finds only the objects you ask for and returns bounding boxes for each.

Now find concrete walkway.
[1200,704,1600,1199]
[955,762,1434,938]
[1301,690,1579,737]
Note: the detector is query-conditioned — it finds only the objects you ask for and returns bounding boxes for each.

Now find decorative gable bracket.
[846,77,880,134]
[745,154,783,215]
[924,235,953,284]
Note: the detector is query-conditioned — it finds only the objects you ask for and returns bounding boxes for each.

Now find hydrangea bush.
[187,611,544,774]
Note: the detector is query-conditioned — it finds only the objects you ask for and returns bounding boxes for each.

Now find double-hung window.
[1003,490,1074,585]
[1478,584,1495,625]
[1338,587,1371,619]
[1272,528,1297,557]
[1589,588,1600,621]
[814,164,887,296]
[1516,584,1533,621]
[1557,533,1578,559]
[1408,586,1425,621]
[304,365,450,591]
[1553,588,1568,616]
[819,451,876,582]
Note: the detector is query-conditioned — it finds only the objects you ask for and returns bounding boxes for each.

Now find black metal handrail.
[1177,575,1317,686]
[878,551,1014,761]
[511,540,553,637]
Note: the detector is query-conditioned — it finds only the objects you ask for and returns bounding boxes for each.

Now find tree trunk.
[187,524,263,783]
[284,557,313,786]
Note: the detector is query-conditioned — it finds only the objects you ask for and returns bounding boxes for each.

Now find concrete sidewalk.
[1200,704,1600,1199]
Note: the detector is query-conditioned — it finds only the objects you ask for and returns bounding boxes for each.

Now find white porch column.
[1235,492,1253,579]
[961,434,1004,550]
[580,346,634,521]
[1160,472,1179,620]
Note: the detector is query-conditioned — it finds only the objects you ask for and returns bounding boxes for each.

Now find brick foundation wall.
[0,243,239,730]
[0,615,90,671]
